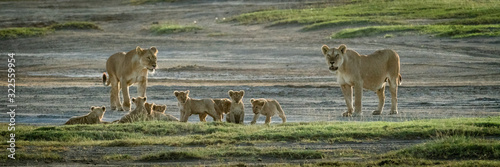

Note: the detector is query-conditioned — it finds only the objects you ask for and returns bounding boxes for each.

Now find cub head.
[174,90,190,104]
[153,104,167,114]
[221,99,232,114]
[90,106,106,120]
[321,44,346,73]
[145,102,155,115]
[132,96,147,109]
[250,99,266,114]
[136,46,158,73]
[228,90,245,102]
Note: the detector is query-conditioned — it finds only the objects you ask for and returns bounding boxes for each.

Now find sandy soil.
[1,0,499,165]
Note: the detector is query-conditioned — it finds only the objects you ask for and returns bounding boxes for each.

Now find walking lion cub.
[321,44,402,117]
[250,98,286,125]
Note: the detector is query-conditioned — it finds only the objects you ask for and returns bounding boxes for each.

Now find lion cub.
[227,90,245,124]
[118,97,149,123]
[145,103,179,121]
[198,98,232,121]
[65,106,106,125]
[250,98,287,125]
[174,90,220,122]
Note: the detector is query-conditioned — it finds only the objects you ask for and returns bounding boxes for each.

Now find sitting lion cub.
[250,98,286,124]
[118,97,149,123]
[321,44,402,117]
[65,106,106,125]
[174,90,220,122]
[145,103,179,121]
[227,90,245,124]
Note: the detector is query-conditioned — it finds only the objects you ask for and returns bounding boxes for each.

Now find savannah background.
[1,0,499,166]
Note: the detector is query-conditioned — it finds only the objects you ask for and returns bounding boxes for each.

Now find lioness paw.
[372,110,382,115]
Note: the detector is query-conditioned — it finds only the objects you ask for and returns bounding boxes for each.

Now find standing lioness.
[321,44,402,117]
[103,46,158,111]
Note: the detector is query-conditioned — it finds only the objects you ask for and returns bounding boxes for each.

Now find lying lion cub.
[250,98,286,125]
[65,106,106,125]
[145,102,179,121]
[174,90,220,122]
[321,44,402,117]
[118,97,149,123]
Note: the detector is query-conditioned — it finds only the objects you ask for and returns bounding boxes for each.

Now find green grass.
[331,24,500,38]
[129,0,180,5]
[0,21,100,39]
[228,0,500,38]
[150,23,202,34]
[0,27,53,39]
[49,21,101,30]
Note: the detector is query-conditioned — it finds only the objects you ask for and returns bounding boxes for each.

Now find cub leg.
[264,115,272,124]
[199,113,207,122]
[373,85,386,115]
[277,108,287,123]
[251,113,259,124]
[340,84,354,117]
[239,112,245,124]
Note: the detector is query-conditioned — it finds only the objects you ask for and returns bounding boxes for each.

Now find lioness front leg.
[121,82,131,111]
[373,86,386,115]
[137,79,147,97]
[353,83,363,117]
[340,84,354,117]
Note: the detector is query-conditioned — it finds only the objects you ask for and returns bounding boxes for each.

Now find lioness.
[103,46,158,111]
[65,106,106,125]
[321,44,402,117]
[174,90,220,122]
[250,98,286,125]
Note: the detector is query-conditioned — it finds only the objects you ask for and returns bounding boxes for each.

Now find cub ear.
[174,91,179,97]
[321,45,330,55]
[91,106,95,110]
[132,98,136,102]
[136,46,143,55]
[150,46,158,54]
[239,90,245,95]
[102,106,106,111]
[186,90,190,95]
[228,90,234,96]
[144,97,147,101]
[250,98,255,103]
[339,44,347,54]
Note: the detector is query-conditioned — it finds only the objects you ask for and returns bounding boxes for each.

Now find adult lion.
[321,44,402,117]
[103,46,158,111]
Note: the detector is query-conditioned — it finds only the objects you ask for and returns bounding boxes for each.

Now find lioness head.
[132,96,147,109]
[321,44,346,73]
[90,106,106,120]
[174,90,190,104]
[228,90,245,103]
[250,99,266,114]
[136,46,158,73]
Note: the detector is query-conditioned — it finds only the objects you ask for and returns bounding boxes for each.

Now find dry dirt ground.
[1,0,499,165]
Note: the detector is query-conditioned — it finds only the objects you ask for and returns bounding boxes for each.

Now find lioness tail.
[102,72,110,86]
[398,74,402,86]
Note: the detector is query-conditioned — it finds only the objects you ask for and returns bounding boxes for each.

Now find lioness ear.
[136,46,143,55]
[339,44,347,54]
[321,45,330,55]
[150,46,158,54]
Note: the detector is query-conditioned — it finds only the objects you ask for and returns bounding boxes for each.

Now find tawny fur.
[174,90,220,122]
[250,98,286,125]
[102,46,158,111]
[226,90,245,124]
[321,44,402,117]
[118,97,149,123]
[145,102,179,121]
[65,106,106,125]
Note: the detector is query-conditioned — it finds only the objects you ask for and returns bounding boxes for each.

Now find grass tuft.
[150,23,202,34]
[331,25,500,38]
[0,27,53,39]
[49,21,100,30]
